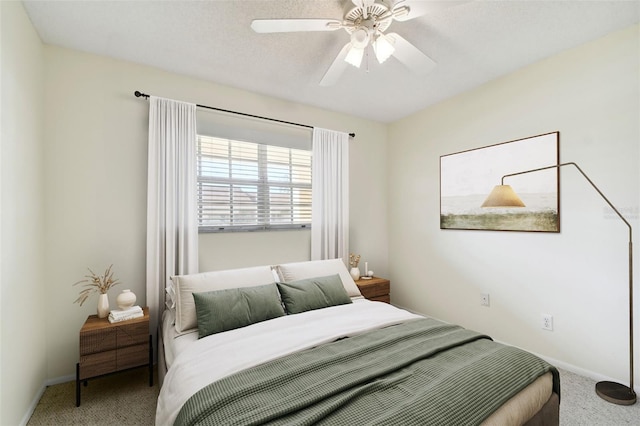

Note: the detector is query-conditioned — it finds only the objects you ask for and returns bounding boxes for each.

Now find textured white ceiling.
[22,0,640,123]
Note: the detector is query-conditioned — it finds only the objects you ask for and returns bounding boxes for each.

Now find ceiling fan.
[251,0,465,86]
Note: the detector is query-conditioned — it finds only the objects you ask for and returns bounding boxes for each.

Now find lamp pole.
[500,162,635,405]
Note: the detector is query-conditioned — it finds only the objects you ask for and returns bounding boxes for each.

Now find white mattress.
[157,300,553,425]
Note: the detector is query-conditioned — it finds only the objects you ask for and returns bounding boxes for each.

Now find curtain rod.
[134,91,355,138]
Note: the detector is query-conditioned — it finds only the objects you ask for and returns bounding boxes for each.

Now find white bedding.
[156,299,421,425]
[161,309,197,370]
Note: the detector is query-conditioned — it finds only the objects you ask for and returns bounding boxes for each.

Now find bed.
[155,259,560,425]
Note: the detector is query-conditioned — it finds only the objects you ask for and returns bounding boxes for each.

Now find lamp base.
[595,381,637,405]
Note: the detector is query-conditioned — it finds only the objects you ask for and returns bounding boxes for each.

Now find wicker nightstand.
[76,307,152,406]
[356,277,390,304]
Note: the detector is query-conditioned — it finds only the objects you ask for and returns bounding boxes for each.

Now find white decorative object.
[109,305,143,323]
[116,289,136,310]
[367,270,374,277]
[349,267,360,281]
[97,293,109,318]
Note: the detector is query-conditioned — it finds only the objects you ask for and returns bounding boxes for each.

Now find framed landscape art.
[440,132,560,232]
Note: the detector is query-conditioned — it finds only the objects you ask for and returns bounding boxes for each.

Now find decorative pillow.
[171,266,275,334]
[277,259,362,298]
[276,274,352,315]
[193,283,285,339]
[165,282,176,310]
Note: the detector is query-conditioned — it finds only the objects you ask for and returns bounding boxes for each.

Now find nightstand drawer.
[79,350,116,380]
[117,344,148,370]
[356,277,391,304]
[368,294,390,304]
[117,321,148,347]
[80,328,117,355]
[360,281,389,298]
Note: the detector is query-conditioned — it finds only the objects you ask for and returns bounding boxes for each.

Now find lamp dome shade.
[481,185,526,207]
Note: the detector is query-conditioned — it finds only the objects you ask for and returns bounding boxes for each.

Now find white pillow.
[277,259,362,298]
[165,282,176,310]
[171,266,275,334]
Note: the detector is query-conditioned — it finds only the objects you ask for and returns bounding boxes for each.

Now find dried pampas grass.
[73,264,120,306]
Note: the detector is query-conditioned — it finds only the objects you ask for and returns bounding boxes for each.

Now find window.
[197,135,312,232]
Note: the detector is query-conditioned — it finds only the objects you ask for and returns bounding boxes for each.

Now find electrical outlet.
[542,314,553,331]
[480,293,490,307]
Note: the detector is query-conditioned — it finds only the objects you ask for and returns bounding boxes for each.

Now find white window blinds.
[197,135,312,232]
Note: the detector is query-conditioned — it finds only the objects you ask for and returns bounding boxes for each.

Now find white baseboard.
[392,303,640,394]
[19,385,45,426]
[518,350,640,394]
[19,374,76,425]
[46,374,76,386]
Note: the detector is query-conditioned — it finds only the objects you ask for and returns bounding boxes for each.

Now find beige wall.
[388,24,639,388]
[3,3,638,423]
[199,231,311,271]
[0,2,47,425]
[42,45,388,381]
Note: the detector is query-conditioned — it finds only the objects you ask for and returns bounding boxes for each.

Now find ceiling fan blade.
[319,43,352,86]
[251,19,342,33]
[386,33,436,75]
[392,0,471,22]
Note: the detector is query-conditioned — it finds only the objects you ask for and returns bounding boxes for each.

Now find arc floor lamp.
[482,162,636,405]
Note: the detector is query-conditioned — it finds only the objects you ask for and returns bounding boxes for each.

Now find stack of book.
[108,305,143,323]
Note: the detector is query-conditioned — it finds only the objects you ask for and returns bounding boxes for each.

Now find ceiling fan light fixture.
[350,27,370,48]
[373,33,395,64]
[344,45,365,68]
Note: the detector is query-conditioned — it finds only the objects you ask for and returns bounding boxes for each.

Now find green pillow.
[277,274,352,315]
[193,283,285,338]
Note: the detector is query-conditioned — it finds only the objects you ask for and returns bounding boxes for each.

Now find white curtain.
[311,127,350,266]
[146,96,199,336]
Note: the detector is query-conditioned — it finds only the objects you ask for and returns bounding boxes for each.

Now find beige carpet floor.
[27,367,158,425]
[557,368,639,425]
[26,367,640,425]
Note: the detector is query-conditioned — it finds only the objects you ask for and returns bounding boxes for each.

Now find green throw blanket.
[175,318,559,426]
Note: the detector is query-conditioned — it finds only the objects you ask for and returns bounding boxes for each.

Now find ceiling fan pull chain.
[366,47,370,73]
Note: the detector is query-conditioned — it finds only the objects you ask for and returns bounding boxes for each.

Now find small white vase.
[349,267,361,281]
[116,289,136,310]
[97,293,109,318]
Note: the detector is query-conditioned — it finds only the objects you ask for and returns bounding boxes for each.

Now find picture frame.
[440,132,560,232]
